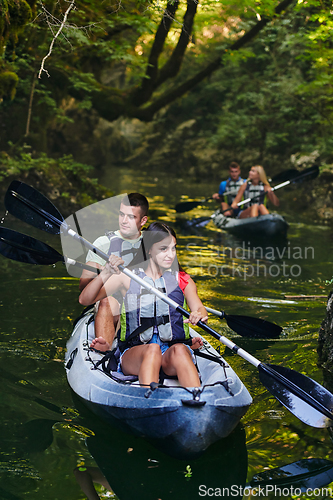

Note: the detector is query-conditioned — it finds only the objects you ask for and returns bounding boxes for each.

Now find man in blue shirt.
[212,162,245,217]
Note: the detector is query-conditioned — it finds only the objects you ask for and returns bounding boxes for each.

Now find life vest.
[105,231,142,266]
[243,181,266,209]
[223,177,244,205]
[119,269,190,351]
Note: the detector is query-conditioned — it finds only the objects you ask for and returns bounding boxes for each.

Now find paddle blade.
[271,169,299,183]
[184,216,212,228]
[224,314,282,339]
[5,180,64,234]
[250,458,333,491]
[175,200,203,213]
[0,227,64,265]
[259,364,333,428]
[292,164,319,184]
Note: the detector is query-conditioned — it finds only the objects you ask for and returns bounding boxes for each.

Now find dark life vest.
[224,178,245,205]
[119,270,190,351]
[106,231,142,266]
[243,181,266,209]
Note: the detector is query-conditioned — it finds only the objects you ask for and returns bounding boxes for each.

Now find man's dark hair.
[229,162,240,170]
[122,193,149,217]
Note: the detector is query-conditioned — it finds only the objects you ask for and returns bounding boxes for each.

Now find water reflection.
[248,458,333,497]
[73,465,112,499]
[79,405,248,500]
[1,168,333,498]
[15,407,333,500]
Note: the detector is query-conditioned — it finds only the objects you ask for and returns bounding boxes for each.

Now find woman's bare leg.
[121,344,162,385]
[250,204,260,217]
[162,344,200,387]
[239,207,253,219]
[258,204,269,215]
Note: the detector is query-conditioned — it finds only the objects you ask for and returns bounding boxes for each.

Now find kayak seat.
[109,371,139,383]
[159,368,178,384]
[91,349,139,383]
[90,347,181,385]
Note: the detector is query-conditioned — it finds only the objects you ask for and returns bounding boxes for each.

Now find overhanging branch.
[131,1,179,104]
[136,0,296,120]
[154,0,198,88]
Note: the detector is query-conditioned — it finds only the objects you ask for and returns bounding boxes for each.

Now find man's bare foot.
[90,337,111,352]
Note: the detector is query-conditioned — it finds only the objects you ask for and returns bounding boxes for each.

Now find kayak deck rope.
[81,315,233,395]
[84,345,233,396]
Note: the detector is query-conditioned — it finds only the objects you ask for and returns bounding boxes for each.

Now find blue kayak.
[65,309,252,458]
[212,211,289,239]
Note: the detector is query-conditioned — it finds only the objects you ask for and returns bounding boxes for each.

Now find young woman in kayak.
[79,222,208,388]
[231,165,279,218]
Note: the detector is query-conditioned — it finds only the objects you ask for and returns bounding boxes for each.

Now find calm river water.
[0,166,333,499]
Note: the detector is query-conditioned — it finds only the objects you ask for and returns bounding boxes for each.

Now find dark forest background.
[0,0,332,188]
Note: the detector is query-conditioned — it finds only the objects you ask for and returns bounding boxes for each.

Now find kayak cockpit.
[65,310,252,457]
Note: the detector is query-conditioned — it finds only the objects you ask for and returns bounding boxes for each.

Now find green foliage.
[0,0,33,50]
[0,146,113,210]
[0,146,91,183]
[0,0,156,148]
[159,2,333,168]
[184,464,192,478]
[0,0,332,171]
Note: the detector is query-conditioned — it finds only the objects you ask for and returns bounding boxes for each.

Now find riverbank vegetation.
[0,145,112,215]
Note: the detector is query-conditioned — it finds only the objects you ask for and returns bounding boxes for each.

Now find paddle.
[249,458,333,490]
[205,306,281,339]
[175,197,213,214]
[187,164,319,226]
[233,164,319,212]
[0,226,281,338]
[268,168,299,184]
[3,182,281,340]
[174,167,315,214]
[0,226,98,272]
[5,182,333,427]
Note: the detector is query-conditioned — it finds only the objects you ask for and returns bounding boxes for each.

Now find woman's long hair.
[130,222,180,271]
[252,165,270,185]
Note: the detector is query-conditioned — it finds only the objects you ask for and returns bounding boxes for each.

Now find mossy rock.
[0,70,19,99]
[8,0,32,28]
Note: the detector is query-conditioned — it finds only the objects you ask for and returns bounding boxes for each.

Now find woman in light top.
[231,165,279,218]
[79,222,208,388]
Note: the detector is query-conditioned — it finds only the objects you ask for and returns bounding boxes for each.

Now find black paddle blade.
[175,200,203,213]
[292,164,319,184]
[225,314,282,339]
[0,227,63,265]
[250,458,333,490]
[184,216,211,228]
[259,363,333,428]
[5,180,64,234]
[271,169,299,184]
